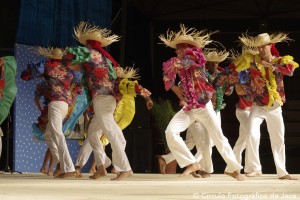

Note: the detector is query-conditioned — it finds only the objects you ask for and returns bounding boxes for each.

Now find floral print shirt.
[163,47,214,111]
[82,49,117,99]
[43,59,78,105]
[231,53,299,107]
[208,66,232,113]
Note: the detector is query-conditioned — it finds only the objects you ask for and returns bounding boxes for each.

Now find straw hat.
[239,32,290,47]
[37,47,66,59]
[228,46,259,63]
[74,21,120,47]
[159,24,215,49]
[204,50,229,63]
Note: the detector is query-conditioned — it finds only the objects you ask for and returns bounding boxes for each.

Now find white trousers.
[44,101,75,173]
[87,95,131,172]
[225,108,253,172]
[245,101,288,177]
[163,119,215,173]
[163,112,219,173]
[75,137,111,168]
[165,101,242,172]
[187,121,214,173]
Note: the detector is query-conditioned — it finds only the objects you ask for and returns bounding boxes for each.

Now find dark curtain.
[16,0,112,47]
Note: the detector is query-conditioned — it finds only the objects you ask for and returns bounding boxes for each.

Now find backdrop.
[13,0,112,172]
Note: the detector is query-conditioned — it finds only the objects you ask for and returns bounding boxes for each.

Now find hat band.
[86,40,119,67]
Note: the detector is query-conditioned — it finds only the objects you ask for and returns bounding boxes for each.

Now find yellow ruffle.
[119,78,138,97]
[234,53,284,107]
[99,78,137,146]
[256,56,282,107]
[277,55,299,69]
[233,52,253,72]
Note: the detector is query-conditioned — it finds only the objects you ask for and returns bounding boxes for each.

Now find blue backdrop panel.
[16,0,112,47]
[14,43,92,172]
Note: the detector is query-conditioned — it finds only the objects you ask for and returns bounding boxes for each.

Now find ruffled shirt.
[82,49,117,99]
[43,59,76,105]
[208,67,229,113]
[233,53,299,107]
[163,47,214,111]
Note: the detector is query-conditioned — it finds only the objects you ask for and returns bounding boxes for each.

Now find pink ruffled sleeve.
[182,47,206,68]
[162,57,178,91]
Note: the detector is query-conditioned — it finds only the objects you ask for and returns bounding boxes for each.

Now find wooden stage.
[0,172,299,200]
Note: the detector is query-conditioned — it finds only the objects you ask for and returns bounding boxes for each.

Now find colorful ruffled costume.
[163,47,214,111]
[233,52,298,107]
[66,44,151,147]
[21,48,89,141]
[0,56,17,125]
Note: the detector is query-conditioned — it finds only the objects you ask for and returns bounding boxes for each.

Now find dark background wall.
[109,0,300,174]
[1,0,299,174]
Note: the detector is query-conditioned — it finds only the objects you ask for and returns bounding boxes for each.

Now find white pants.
[162,121,209,167]
[44,101,75,173]
[87,95,131,172]
[245,101,288,177]
[163,112,219,173]
[75,137,111,168]
[186,121,214,173]
[165,101,242,173]
[225,108,253,172]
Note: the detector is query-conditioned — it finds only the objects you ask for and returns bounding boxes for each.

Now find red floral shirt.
[163,47,214,111]
[44,59,75,105]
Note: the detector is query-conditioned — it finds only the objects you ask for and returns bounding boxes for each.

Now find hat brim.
[78,35,111,47]
[170,40,202,49]
[48,56,63,60]
[206,58,225,62]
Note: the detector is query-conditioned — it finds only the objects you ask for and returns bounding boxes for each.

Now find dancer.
[159,24,244,180]
[34,81,55,176]
[37,47,83,178]
[230,32,298,180]
[159,49,231,178]
[74,107,111,177]
[222,47,258,176]
[69,21,142,180]
[74,77,153,177]
[21,55,86,177]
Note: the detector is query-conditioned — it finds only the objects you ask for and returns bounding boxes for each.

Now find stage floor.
[0,172,299,200]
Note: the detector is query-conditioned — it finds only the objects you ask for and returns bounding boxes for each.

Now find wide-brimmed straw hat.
[74,21,120,47]
[37,47,66,59]
[239,32,290,47]
[204,50,229,63]
[159,24,214,49]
